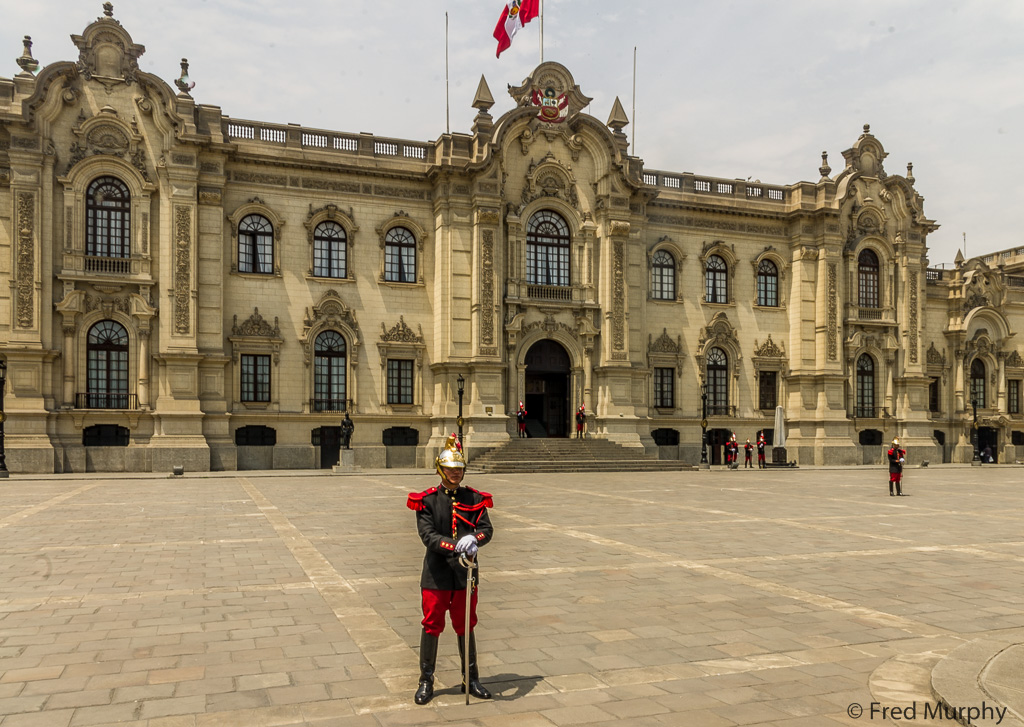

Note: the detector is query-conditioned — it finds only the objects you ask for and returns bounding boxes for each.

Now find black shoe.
[414,630,438,705]
[457,633,492,700]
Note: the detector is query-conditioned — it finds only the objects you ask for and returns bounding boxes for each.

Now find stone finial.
[863,123,871,135]
[472,75,494,112]
[16,35,39,76]
[954,249,965,267]
[174,58,195,95]
[607,96,629,132]
[819,151,832,181]
[906,162,915,185]
[103,2,114,17]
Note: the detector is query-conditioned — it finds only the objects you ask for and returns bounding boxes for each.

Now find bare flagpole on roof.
[445,12,450,135]
[632,46,637,151]
[540,0,544,63]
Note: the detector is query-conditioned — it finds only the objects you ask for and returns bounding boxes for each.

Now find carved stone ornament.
[649,329,682,355]
[753,334,785,359]
[481,230,495,347]
[71,8,145,86]
[518,152,580,214]
[826,263,838,360]
[698,311,740,357]
[65,116,150,181]
[173,205,191,334]
[380,316,424,343]
[16,192,36,328]
[926,342,946,366]
[1006,350,1024,369]
[963,291,989,313]
[232,307,280,337]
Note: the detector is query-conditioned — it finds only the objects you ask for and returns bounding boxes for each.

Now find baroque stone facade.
[3,8,1024,472]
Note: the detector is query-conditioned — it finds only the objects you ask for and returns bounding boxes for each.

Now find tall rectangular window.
[387,359,414,405]
[929,378,941,413]
[653,368,674,408]
[1010,380,1021,415]
[241,354,271,402]
[758,371,778,410]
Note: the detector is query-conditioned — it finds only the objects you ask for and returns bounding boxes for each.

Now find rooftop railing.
[223,118,431,162]
[641,169,787,203]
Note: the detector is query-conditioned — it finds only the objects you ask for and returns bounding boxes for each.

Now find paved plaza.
[1,465,1023,726]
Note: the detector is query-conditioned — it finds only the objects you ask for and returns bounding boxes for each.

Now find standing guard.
[575,404,585,439]
[757,433,767,469]
[407,435,494,704]
[516,402,528,438]
[743,438,753,468]
[887,436,906,496]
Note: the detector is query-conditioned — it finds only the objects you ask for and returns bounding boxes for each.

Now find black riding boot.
[889,482,894,496]
[414,630,438,705]
[457,633,492,699]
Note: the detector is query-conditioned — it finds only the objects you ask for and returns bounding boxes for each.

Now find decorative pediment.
[64,110,150,181]
[698,312,739,351]
[380,316,424,344]
[304,290,358,333]
[649,329,681,355]
[232,307,279,337]
[71,4,145,87]
[507,61,593,119]
[926,342,946,366]
[1007,350,1024,369]
[519,152,580,211]
[753,335,785,359]
[841,124,889,179]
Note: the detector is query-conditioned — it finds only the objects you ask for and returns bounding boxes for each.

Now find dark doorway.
[978,426,999,463]
[313,426,342,469]
[524,340,570,437]
[708,428,732,465]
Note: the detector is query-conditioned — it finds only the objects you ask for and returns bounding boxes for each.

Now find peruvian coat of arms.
[530,86,569,123]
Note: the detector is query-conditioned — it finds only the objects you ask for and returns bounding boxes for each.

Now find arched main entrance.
[524,340,570,438]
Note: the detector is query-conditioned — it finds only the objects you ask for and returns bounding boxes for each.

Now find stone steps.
[470,438,694,474]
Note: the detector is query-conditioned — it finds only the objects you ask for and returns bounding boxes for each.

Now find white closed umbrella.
[774,405,786,448]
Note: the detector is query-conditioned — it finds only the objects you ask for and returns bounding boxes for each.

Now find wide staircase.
[470,437,695,474]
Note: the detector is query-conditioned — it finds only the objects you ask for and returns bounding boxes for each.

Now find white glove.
[455,534,477,554]
[899,458,905,464]
[465,542,478,558]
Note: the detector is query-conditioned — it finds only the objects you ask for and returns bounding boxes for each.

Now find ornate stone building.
[2,7,1023,472]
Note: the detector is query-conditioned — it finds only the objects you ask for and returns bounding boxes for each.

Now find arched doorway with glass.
[523,339,570,437]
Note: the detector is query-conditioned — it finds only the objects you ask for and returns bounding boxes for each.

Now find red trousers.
[889,473,903,483]
[421,588,478,636]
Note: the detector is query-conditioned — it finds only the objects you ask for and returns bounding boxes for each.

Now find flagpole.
[632,46,637,151]
[540,0,548,63]
[445,12,450,135]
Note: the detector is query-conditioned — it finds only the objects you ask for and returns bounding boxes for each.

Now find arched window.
[86,320,129,409]
[86,176,131,258]
[706,347,729,414]
[650,250,675,300]
[970,358,986,409]
[858,249,880,308]
[526,211,570,286]
[384,227,417,283]
[314,331,347,412]
[238,215,274,274]
[313,221,346,278]
[756,259,779,307]
[856,354,875,417]
[705,255,728,304]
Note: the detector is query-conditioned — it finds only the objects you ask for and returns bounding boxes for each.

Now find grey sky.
[5,1,1022,266]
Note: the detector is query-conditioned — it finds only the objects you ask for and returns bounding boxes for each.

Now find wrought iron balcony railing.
[75,392,138,410]
[311,398,348,413]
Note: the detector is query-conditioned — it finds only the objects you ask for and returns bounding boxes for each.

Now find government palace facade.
[2,6,1024,473]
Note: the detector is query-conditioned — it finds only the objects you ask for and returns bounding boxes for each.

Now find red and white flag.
[493,0,540,58]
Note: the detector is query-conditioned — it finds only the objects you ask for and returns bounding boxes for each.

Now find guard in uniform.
[887,436,906,496]
[743,438,753,468]
[407,435,494,704]
[575,405,585,439]
[516,402,527,438]
[756,434,766,469]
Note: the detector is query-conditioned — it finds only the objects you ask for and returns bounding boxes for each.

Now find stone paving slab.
[2,466,1024,724]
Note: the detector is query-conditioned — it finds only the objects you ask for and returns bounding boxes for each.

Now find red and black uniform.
[575,410,585,438]
[757,439,766,468]
[516,408,527,437]
[887,445,906,496]
[744,442,753,468]
[407,485,494,635]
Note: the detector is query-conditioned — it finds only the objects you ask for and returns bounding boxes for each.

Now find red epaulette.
[887,448,895,456]
[406,487,438,511]
[463,487,494,509]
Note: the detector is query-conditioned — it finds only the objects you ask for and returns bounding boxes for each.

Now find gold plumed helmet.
[892,436,900,446]
[435,433,467,476]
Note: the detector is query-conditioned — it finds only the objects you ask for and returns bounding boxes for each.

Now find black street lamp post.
[0,360,8,478]
[700,383,709,469]
[971,398,981,464]
[456,374,465,447]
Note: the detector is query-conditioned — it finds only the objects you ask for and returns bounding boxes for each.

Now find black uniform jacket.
[888,447,905,474]
[407,484,493,591]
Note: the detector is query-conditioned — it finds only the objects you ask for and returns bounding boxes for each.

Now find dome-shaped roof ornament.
[174,58,195,96]
[819,151,832,181]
